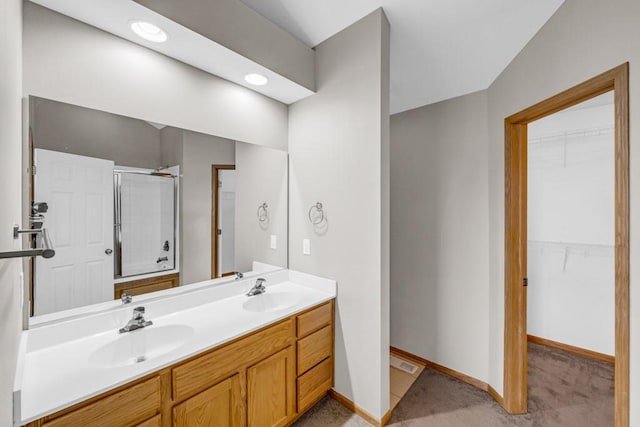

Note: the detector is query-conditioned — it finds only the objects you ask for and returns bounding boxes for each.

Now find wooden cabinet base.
[114,273,179,299]
[173,374,244,427]
[25,300,334,427]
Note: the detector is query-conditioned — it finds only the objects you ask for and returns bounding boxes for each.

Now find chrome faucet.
[246,278,266,296]
[119,306,153,334]
[235,271,244,280]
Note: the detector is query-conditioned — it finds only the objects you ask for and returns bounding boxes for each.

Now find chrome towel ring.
[257,202,269,223]
[308,202,324,225]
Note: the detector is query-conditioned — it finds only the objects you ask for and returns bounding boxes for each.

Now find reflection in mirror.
[26,96,288,322]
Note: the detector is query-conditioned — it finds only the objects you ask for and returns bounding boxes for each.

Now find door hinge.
[218,180,222,188]
[31,165,37,176]
[523,278,528,287]
[217,229,222,235]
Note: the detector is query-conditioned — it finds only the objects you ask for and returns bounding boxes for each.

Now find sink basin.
[242,292,299,313]
[89,324,194,368]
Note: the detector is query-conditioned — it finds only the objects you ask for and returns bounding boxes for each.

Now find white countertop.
[15,269,336,425]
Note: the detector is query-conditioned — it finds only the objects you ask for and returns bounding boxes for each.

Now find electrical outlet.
[270,235,277,250]
[303,239,311,255]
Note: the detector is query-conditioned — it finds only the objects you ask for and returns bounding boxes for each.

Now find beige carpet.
[293,343,614,426]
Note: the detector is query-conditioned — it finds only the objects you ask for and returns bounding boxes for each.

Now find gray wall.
[23,2,288,151]
[134,0,315,91]
[487,1,640,417]
[32,98,162,169]
[0,0,22,425]
[390,90,490,382]
[389,0,640,421]
[181,131,235,285]
[160,126,184,168]
[235,142,288,272]
[288,9,390,419]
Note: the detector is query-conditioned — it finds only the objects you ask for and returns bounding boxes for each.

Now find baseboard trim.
[487,385,504,406]
[389,346,428,367]
[390,346,504,407]
[328,389,392,427]
[527,335,614,364]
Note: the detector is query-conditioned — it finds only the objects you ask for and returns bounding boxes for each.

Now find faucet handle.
[121,292,132,304]
[134,306,145,313]
[133,306,146,318]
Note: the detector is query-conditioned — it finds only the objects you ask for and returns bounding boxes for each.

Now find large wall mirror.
[25,96,288,324]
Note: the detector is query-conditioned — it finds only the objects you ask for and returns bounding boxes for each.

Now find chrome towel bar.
[0,226,56,259]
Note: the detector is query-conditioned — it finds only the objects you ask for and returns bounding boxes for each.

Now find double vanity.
[14,269,336,427]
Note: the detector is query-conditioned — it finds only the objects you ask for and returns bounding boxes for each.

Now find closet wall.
[527,93,615,355]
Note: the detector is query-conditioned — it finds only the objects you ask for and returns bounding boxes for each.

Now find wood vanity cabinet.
[173,374,244,427]
[114,273,180,300]
[24,300,334,427]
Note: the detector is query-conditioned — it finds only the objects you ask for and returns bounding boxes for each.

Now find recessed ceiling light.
[130,21,168,43]
[244,73,269,86]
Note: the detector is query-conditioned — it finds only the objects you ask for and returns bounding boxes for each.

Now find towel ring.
[257,203,269,223]
[308,202,324,225]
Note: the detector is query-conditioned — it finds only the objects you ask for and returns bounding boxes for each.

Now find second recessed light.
[130,21,168,43]
[245,73,269,86]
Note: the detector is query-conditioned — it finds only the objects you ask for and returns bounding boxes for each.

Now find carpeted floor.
[293,343,614,426]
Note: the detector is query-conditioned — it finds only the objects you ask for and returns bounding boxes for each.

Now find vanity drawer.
[296,301,332,338]
[42,376,160,427]
[297,357,333,412]
[172,319,293,401]
[297,325,332,375]
[135,414,161,427]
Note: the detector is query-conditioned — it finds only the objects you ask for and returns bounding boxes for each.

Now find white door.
[34,149,114,316]
[218,169,236,276]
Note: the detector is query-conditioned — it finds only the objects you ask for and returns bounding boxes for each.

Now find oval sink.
[242,292,299,313]
[89,324,194,368]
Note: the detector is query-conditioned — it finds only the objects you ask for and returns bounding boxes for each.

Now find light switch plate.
[270,235,277,249]
[303,238,311,255]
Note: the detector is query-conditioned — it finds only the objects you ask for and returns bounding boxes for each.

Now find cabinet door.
[173,374,244,427]
[247,346,295,427]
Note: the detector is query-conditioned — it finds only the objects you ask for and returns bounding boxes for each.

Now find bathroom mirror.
[25,96,288,322]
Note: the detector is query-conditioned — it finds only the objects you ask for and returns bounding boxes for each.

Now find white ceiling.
[29,0,314,104]
[238,0,565,113]
[31,0,565,113]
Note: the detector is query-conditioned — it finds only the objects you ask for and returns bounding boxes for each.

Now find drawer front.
[297,358,333,412]
[43,377,160,427]
[297,325,332,375]
[296,301,332,338]
[136,414,161,427]
[173,319,293,401]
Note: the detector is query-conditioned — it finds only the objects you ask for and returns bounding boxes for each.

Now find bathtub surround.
[289,9,390,421]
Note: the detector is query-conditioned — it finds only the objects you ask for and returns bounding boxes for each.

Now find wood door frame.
[503,63,629,426]
[211,164,235,279]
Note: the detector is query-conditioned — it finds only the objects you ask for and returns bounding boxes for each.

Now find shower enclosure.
[114,168,178,278]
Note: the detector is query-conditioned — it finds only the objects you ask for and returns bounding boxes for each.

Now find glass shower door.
[116,172,176,278]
